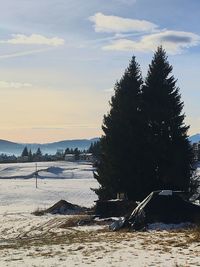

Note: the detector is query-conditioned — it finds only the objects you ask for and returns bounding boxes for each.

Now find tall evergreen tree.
[64,148,70,155]
[34,147,42,161]
[141,46,193,193]
[28,149,33,162]
[74,148,80,161]
[94,56,144,200]
[36,147,42,157]
[21,146,28,157]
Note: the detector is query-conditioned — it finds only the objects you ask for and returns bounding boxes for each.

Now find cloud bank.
[103,30,200,54]
[89,13,200,54]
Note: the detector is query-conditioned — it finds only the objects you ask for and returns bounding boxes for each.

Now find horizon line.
[0,136,100,145]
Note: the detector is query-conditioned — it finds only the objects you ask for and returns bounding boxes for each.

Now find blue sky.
[0,0,200,142]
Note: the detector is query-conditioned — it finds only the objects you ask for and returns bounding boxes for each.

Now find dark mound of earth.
[33,199,88,216]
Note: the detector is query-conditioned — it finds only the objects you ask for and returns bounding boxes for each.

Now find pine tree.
[65,148,70,155]
[74,148,80,161]
[28,149,33,162]
[35,147,42,161]
[94,56,144,200]
[36,147,42,157]
[88,141,101,160]
[21,147,28,157]
[141,46,193,193]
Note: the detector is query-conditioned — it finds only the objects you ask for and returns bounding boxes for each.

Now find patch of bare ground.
[138,227,200,253]
[0,225,198,251]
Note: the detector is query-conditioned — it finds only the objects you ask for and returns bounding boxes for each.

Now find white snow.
[0,161,98,213]
[0,161,96,179]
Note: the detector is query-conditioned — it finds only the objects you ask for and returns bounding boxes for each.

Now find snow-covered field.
[0,161,96,180]
[0,161,98,213]
[0,161,199,267]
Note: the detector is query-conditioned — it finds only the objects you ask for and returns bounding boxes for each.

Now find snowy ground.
[0,161,98,213]
[0,219,199,267]
[0,161,96,180]
[0,161,200,266]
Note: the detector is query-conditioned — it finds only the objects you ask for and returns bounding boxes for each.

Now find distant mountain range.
[0,138,99,156]
[189,134,200,144]
[0,134,198,156]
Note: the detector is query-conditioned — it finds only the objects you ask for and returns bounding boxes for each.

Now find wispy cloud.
[89,13,158,33]
[0,80,32,89]
[80,32,143,48]
[0,34,65,46]
[103,30,200,54]
[0,48,53,60]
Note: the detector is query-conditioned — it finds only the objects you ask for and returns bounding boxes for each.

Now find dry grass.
[1,219,200,266]
[0,227,133,252]
[0,217,200,257]
[186,226,200,243]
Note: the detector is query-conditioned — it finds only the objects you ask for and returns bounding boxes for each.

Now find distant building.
[192,142,200,161]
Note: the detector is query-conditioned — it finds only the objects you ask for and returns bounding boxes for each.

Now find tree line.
[20,146,83,162]
[0,146,89,163]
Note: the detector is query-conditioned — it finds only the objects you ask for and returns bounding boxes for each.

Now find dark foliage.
[64,147,81,155]
[141,47,193,194]
[21,146,29,157]
[94,47,194,201]
[36,147,42,157]
[28,149,33,162]
[88,141,101,160]
[94,56,144,200]
[32,147,43,161]
[0,154,17,163]
[74,148,80,160]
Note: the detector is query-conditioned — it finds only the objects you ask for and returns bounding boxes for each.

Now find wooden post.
[35,163,38,189]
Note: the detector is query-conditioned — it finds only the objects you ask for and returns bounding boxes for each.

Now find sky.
[0,0,200,143]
